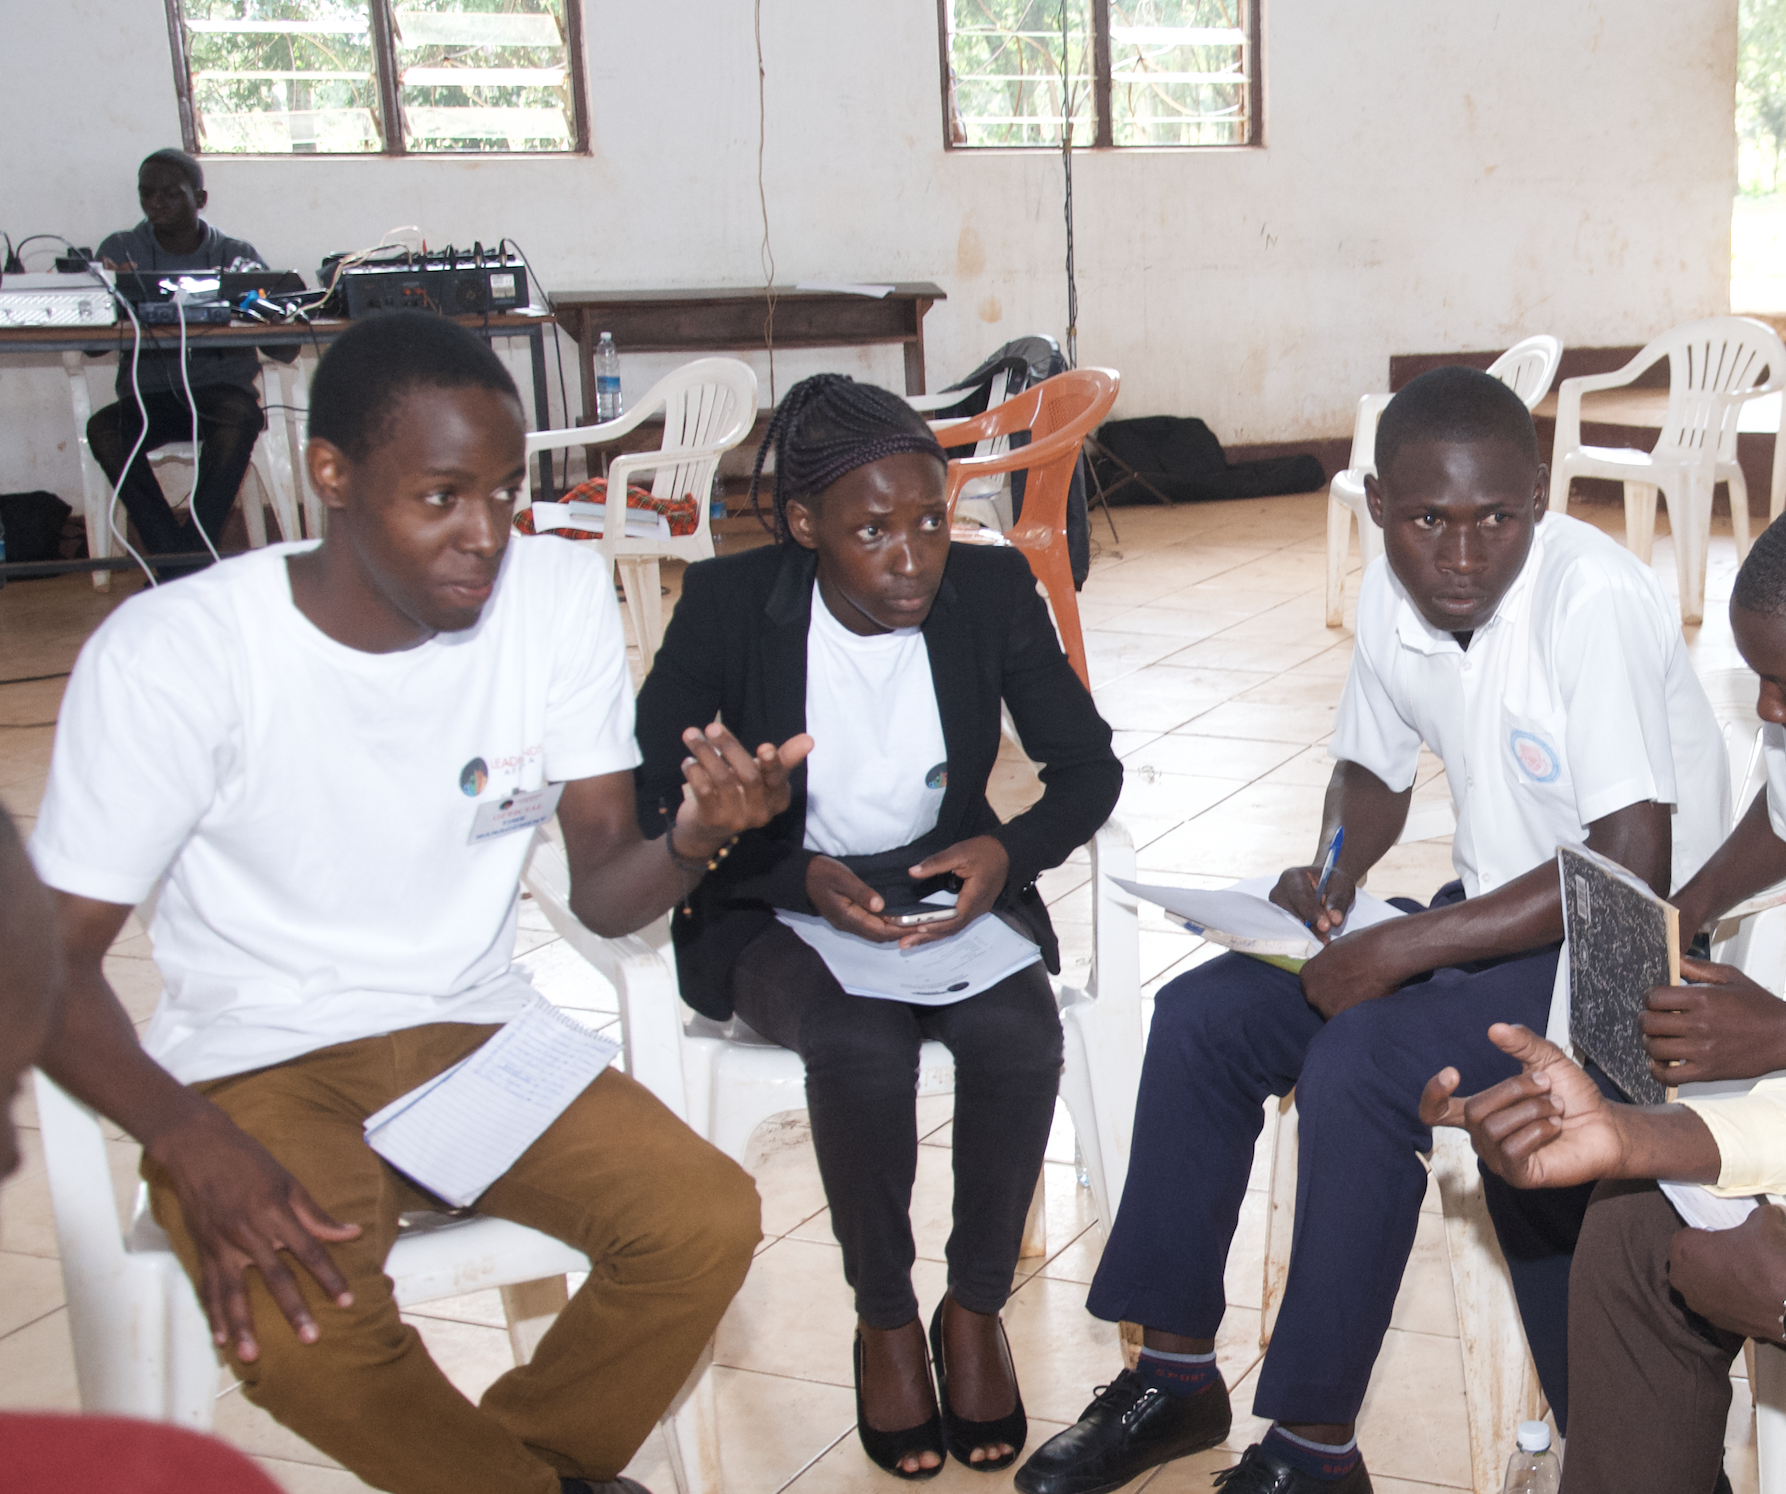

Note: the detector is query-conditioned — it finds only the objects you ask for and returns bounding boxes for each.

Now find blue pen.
[1310,826,1345,928]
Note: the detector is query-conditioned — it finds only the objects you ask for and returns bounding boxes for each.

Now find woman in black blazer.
[635,376,1122,1480]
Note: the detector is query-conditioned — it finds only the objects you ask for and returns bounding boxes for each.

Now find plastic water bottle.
[595,332,623,421]
[710,471,727,523]
[1500,1421,1559,1494]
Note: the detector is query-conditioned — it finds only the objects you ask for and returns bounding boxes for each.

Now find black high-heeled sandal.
[853,1329,945,1481]
[929,1296,1028,1471]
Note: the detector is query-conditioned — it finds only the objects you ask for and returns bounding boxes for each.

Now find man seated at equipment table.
[86,147,275,576]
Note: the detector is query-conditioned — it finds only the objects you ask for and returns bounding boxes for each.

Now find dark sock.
[1135,1346,1219,1398]
[1261,1425,1361,1480]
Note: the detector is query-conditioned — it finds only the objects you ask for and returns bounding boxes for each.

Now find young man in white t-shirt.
[29,312,810,1494]
[1018,368,1728,1494]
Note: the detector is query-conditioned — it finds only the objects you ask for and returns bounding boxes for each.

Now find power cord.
[175,295,222,564]
[755,0,778,403]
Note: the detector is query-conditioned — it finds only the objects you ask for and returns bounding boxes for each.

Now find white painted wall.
[2,0,1737,501]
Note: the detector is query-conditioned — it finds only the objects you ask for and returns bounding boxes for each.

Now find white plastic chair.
[29,909,723,1494]
[913,369,1017,533]
[521,819,1144,1244]
[1325,335,1562,627]
[147,378,304,550]
[64,361,305,583]
[1550,317,1786,625]
[522,359,759,664]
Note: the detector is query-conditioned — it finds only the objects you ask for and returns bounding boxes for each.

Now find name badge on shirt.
[468,783,565,844]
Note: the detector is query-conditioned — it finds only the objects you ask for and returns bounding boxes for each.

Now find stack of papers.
[525,500,670,540]
[1111,874,1405,970]
[364,999,619,1207]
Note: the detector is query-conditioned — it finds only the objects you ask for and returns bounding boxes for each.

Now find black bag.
[1092,417,1326,505]
[0,491,73,563]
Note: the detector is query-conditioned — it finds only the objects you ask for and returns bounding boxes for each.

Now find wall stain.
[957,223,987,278]
[978,294,1003,323]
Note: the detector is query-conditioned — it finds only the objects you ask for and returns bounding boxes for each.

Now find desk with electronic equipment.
[0,310,557,585]
[550,283,948,420]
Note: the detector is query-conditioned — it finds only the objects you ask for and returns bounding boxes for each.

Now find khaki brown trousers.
[1561,1179,1745,1494]
[143,1023,762,1494]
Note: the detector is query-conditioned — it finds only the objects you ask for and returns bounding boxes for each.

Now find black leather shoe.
[1212,1444,1373,1493]
[1013,1369,1231,1494]
[562,1479,652,1494]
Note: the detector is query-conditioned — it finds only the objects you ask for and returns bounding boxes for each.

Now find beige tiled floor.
[0,493,1763,1493]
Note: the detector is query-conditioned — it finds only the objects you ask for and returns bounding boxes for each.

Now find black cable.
[500,238,572,426]
[0,672,71,687]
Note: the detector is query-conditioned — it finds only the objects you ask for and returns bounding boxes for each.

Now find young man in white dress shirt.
[1421,513,1786,1494]
[1017,367,1728,1494]
[27,312,809,1494]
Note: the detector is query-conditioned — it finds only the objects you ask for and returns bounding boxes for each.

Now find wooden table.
[550,283,947,422]
[0,310,557,583]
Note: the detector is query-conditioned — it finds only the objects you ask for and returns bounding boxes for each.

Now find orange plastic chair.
[933,368,1120,690]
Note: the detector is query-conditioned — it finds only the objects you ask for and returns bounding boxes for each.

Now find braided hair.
[748,374,947,542]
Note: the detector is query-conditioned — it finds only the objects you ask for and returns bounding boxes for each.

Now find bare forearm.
[37,967,209,1151]
[1676,792,1786,935]
[1605,1104,1723,1183]
[568,823,723,938]
[1319,761,1411,882]
[1358,860,1560,984]
[1355,801,1672,986]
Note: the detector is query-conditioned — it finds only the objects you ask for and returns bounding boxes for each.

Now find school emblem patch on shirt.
[1508,730,1561,784]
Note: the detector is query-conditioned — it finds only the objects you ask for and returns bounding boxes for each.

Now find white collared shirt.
[1332,514,1728,1038]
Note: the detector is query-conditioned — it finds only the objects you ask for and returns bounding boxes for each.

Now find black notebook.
[1559,844,1680,1106]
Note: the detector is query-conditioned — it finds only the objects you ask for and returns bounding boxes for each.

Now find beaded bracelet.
[664,828,739,910]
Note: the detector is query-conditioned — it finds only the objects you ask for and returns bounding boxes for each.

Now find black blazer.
[633,541,1123,1019]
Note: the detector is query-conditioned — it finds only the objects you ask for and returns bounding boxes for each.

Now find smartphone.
[887,907,957,928]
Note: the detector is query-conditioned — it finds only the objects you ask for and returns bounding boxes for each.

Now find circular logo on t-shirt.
[925,762,948,791]
[460,758,489,797]
[1508,730,1561,784]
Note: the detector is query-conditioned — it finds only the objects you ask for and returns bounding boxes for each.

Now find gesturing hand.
[153,1105,361,1363]
[1670,1205,1786,1344]
[674,723,813,855]
[807,856,902,943]
[896,836,1011,950]
[1270,862,1358,942]
[1418,1023,1621,1188]
[1641,956,1786,1085]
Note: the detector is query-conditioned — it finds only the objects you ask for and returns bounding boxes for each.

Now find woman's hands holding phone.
[805,836,1010,949]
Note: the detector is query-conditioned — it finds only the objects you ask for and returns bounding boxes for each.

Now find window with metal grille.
[940,0,1258,150]
[164,0,587,156]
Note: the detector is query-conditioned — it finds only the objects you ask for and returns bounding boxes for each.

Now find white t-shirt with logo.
[30,537,640,1084]
[800,583,949,859]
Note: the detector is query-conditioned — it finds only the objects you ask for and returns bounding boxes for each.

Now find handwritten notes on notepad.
[363,999,619,1208]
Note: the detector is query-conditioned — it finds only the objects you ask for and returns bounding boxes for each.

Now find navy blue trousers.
[1086,889,1586,1428]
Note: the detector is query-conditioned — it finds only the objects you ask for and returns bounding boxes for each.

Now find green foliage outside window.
[944,0,1253,149]
[171,0,579,155]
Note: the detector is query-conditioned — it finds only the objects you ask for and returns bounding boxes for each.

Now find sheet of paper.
[792,280,894,299]
[776,908,1042,1005]
[1111,874,1405,958]
[1659,1180,1764,1231]
[364,998,619,1208]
